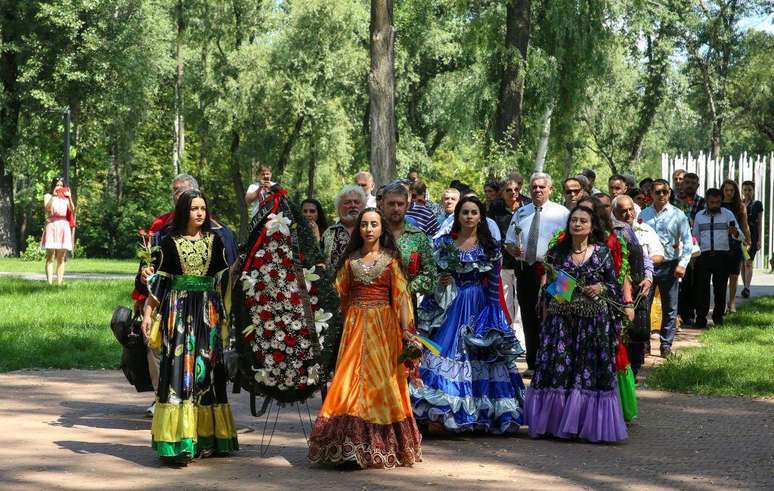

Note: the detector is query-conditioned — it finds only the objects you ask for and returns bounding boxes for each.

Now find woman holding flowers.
[308,208,422,469]
[524,205,628,443]
[411,196,526,434]
[141,189,238,464]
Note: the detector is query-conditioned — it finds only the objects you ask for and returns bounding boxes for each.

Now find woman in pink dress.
[42,176,75,285]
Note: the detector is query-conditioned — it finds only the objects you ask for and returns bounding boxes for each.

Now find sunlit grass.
[0,257,137,274]
[647,297,774,398]
[0,278,133,371]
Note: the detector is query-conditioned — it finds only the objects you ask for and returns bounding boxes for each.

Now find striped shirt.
[692,208,737,252]
[405,202,440,237]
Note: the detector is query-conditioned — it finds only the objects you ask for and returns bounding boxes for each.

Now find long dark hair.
[450,196,498,258]
[301,198,328,233]
[337,208,402,272]
[577,195,612,233]
[550,205,608,259]
[172,189,212,236]
[49,176,65,194]
[720,179,743,217]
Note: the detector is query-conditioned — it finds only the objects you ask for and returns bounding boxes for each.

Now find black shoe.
[660,347,672,358]
[712,317,724,326]
[741,288,750,298]
[694,321,707,329]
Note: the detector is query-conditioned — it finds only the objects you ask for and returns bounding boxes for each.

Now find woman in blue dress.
[410,196,525,433]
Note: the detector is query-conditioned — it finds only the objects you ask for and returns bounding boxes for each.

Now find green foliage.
[647,297,774,398]
[0,278,130,371]
[20,235,45,262]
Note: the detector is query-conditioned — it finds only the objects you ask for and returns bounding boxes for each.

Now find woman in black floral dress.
[142,190,238,464]
[523,205,628,443]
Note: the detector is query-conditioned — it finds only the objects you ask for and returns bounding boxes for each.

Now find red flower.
[298,383,307,391]
[275,319,286,329]
[284,334,297,347]
[299,328,310,338]
[256,281,267,291]
[138,228,147,237]
[272,232,284,241]
[258,294,271,305]
[253,257,264,268]
[408,251,420,276]
[244,296,256,307]
[276,291,286,302]
[290,292,301,305]
[254,351,263,361]
[299,252,305,262]
[264,252,273,263]
[297,366,307,375]
[259,310,272,321]
[245,332,256,343]
[268,269,280,279]
[309,285,318,295]
[272,351,285,363]
[286,272,296,282]
[282,257,294,268]
[263,329,274,339]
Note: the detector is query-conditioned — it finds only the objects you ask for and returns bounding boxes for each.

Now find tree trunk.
[369,0,396,188]
[711,117,722,162]
[307,136,317,198]
[229,129,248,240]
[0,0,20,255]
[276,114,305,178]
[534,102,553,172]
[493,0,530,150]
[173,0,185,174]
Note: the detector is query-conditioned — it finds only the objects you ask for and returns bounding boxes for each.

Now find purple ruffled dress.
[524,244,628,443]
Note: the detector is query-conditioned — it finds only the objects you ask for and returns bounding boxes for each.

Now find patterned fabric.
[638,203,693,267]
[321,222,351,269]
[524,244,627,443]
[411,236,525,434]
[397,222,437,296]
[308,257,421,469]
[405,202,440,237]
[149,233,237,460]
[671,194,706,225]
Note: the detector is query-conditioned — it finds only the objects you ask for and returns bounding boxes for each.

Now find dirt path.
[0,368,771,490]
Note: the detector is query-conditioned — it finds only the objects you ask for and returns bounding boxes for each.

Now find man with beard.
[380,182,437,296]
[670,172,705,327]
[608,175,641,216]
[321,185,366,269]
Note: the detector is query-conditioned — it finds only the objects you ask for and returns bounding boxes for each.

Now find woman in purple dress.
[524,205,628,443]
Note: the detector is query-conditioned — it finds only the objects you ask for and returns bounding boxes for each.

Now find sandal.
[726,304,736,314]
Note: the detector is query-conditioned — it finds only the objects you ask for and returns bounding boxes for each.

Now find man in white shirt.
[245,165,276,217]
[504,173,569,373]
[354,171,377,208]
[692,188,739,328]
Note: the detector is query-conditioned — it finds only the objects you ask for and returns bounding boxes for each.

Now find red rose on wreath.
[284,334,297,347]
[297,366,307,375]
[275,319,286,330]
[245,332,256,343]
[309,285,318,295]
[259,310,272,321]
[282,257,294,268]
[276,291,285,302]
[272,232,284,241]
[263,329,274,339]
[245,296,256,307]
[264,252,273,263]
[256,281,267,291]
[286,272,296,282]
[255,351,264,361]
[268,269,280,279]
[259,294,271,305]
[290,292,301,305]
[253,257,264,268]
[272,351,285,363]
[299,327,310,338]
[298,383,307,391]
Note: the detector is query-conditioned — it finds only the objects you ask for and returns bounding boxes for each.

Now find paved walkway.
[0,369,771,490]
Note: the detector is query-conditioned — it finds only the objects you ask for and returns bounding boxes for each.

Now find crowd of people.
[126,165,764,468]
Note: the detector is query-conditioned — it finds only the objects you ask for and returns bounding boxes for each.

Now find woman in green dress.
[141,189,238,464]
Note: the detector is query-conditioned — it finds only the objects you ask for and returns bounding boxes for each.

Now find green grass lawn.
[647,296,774,398]
[0,277,135,371]
[0,257,137,274]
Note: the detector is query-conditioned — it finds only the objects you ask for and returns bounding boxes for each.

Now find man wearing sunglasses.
[638,179,693,358]
[562,177,587,210]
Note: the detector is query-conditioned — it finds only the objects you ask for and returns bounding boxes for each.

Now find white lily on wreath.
[303,267,320,291]
[266,212,292,236]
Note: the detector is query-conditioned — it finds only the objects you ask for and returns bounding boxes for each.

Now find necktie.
[525,206,542,264]
[709,214,714,252]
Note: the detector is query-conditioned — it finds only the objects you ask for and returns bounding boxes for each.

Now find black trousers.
[678,258,697,324]
[693,251,732,325]
[515,261,542,370]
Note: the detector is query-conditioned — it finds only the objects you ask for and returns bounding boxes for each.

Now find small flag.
[546,270,577,303]
[415,335,441,356]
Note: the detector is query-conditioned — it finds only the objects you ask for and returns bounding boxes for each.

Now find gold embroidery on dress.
[350,251,392,285]
[174,233,214,275]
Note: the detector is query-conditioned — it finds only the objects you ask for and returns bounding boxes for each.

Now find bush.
[20,235,44,262]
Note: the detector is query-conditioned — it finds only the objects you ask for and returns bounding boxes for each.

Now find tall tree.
[0,0,21,255]
[369,0,396,186]
[173,0,185,174]
[493,0,530,151]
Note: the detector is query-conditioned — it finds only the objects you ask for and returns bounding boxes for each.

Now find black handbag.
[110,306,154,392]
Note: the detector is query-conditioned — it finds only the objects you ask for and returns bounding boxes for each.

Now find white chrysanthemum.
[290,320,302,331]
[260,340,271,350]
[299,339,311,349]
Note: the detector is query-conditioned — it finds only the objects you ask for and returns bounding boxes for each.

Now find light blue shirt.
[639,203,693,268]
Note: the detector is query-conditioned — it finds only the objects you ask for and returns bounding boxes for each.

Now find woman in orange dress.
[308,208,422,469]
